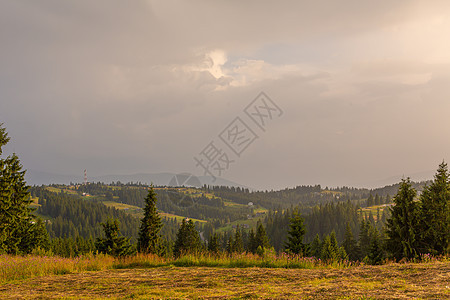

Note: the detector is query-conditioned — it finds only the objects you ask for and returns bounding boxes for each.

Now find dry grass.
[0,254,115,283]
[158,212,207,223]
[1,261,448,299]
[0,252,353,284]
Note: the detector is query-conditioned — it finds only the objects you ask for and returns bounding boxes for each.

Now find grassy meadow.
[0,253,448,299]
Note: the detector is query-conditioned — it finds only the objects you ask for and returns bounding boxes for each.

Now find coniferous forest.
[3,2,450,298]
[1,123,449,263]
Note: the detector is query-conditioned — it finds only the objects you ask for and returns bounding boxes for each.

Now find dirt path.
[1,261,449,299]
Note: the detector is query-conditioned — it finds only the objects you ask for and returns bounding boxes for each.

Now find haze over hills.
[351,169,436,189]
[25,170,249,189]
[25,168,437,192]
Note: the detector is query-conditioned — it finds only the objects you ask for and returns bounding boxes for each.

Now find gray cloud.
[1,0,450,189]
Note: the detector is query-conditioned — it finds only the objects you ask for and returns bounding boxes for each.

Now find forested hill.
[206,181,429,211]
[27,180,430,257]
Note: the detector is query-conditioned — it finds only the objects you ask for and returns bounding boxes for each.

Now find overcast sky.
[1,0,450,190]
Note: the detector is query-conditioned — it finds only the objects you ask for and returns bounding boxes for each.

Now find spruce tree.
[419,162,450,255]
[232,225,244,253]
[173,218,201,257]
[18,218,50,253]
[208,232,220,254]
[137,187,163,254]
[255,221,271,251]
[0,125,9,153]
[285,209,306,255]
[320,231,348,261]
[226,235,234,254]
[368,229,384,265]
[0,124,48,254]
[247,228,257,253]
[310,234,322,258]
[385,178,419,260]
[321,233,338,261]
[342,222,358,261]
[358,220,371,260]
[95,218,134,257]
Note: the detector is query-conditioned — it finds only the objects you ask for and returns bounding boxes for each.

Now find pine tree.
[374,194,381,206]
[226,235,234,254]
[247,228,257,253]
[285,209,306,255]
[358,220,371,260]
[255,221,271,251]
[232,225,244,253]
[95,218,134,257]
[0,125,9,153]
[385,178,419,260]
[173,219,201,257]
[342,222,358,261]
[137,187,163,254]
[310,234,322,258]
[368,212,376,226]
[19,218,50,253]
[321,232,338,261]
[418,162,450,255]
[0,124,49,254]
[368,229,384,265]
[208,232,220,254]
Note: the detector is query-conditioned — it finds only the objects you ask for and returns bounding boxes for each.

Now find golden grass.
[1,253,448,299]
[1,261,449,299]
[158,212,207,223]
[45,186,79,195]
[0,251,354,285]
[101,201,141,211]
[0,254,114,283]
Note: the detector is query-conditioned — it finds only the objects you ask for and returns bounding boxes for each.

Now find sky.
[1,0,450,190]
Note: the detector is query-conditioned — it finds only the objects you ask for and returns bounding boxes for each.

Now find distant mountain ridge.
[25,169,436,192]
[25,170,249,189]
[352,169,435,189]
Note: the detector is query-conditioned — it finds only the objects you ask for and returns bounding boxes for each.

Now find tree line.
[1,123,448,262]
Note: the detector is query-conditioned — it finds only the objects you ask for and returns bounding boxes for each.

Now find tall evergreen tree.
[342,222,359,261]
[419,162,450,255]
[367,194,374,207]
[358,220,371,260]
[368,229,384,265]
[255,221,271,251]
[226,235,234,254]
[232,225,244,253]
[208,232,220,254]
[385,178,419,260]
[138,187,163,254]
[247,228,257,253]
[0,124,48,254]
[285,209,307,255]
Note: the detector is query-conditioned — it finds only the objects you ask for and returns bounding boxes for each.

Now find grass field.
[215,217,265,233]
[223,200,248,208]
[1,259,448,299]
[102,201,142,211]
[159,212,207,224]
[45,186,79,196]
[360,204,392,221]
[101,201,144,218]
